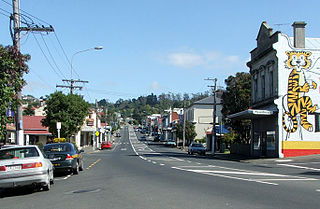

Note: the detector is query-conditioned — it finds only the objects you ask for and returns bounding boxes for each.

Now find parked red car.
[101,141,112,150]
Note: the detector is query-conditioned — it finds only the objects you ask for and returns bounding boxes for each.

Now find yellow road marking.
[86,158,101,170]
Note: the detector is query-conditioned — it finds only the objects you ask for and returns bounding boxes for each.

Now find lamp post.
[69,46,103,94]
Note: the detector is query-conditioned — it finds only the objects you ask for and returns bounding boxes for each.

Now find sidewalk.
[208,152,320,164]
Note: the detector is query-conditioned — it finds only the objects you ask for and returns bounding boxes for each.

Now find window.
[268,65,274,97]
[253,132,260,150]
[253,74,258,102]
[0,147,39,160]
[261,74,265,99]
[315,114,320,132]
[266,131,276,150]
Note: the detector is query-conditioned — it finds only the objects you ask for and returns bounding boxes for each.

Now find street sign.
[95,131,100,137]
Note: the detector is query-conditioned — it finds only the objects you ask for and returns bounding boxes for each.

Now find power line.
[0,0,11,6]
[0,10,9,17]
[53,32,81,79]
[0,6,10,14]
[0,0,51,26]
[32,33,64,79]
[40,33,66,79]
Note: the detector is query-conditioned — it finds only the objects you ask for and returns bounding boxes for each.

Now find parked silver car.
[188,143,206,155]
[0,145,54,191]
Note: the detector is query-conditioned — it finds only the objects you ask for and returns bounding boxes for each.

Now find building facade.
[242,21,320,158]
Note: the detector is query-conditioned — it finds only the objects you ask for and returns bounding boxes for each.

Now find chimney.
[292,21,306,48]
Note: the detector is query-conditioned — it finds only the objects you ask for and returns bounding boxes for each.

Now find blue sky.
[1,0,320,103]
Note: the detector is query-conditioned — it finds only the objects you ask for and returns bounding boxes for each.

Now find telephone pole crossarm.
[18,26,54,32]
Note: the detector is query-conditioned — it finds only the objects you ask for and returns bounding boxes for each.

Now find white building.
[185,95,223,150]
[230,21,320,158]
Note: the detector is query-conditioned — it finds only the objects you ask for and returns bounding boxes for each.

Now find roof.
[227,105,278,120]
[289,37,320,49]
[23,116,51,135]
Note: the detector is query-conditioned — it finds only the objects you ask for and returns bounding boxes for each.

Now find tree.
[0,45,30,143]
[176,121,197,146]
[41,92,90,139]
[221,72,251,144]
[23,104,35,116]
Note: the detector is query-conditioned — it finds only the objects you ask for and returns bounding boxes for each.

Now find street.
[1,126,320,209]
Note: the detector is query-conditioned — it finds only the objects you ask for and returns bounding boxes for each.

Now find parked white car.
[0,145,54,191]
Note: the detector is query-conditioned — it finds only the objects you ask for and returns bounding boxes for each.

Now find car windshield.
[44,144,72,152]
[192,144,203,147]
[0,147,39,160]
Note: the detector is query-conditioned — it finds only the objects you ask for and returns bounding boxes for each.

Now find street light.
[70,46,103,80]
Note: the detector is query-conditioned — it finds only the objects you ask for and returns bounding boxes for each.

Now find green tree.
[41,92,90,139]
[221,72,251,144]
[23,104,35,116]
[176,121,197,146]
[0,45,30,143]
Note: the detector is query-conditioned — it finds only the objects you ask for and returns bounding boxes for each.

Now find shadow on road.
[0,186,42,198]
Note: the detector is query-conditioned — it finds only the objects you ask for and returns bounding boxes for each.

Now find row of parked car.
[0,142,84,193]
[138,132,206,156]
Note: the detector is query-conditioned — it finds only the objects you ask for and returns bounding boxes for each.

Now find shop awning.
[227,105,278,120]
[206,125,230,135]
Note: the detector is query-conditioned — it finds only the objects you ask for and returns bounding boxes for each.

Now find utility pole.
[56,79,88,94]
[182,100,186,150]
[12,0,53,145]
[205,77,217,154]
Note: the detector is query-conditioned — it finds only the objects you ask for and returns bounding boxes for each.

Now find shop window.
[266,131,276,150]
[261,75,265,99]
[253,132,260,150]
[315,114,320,132]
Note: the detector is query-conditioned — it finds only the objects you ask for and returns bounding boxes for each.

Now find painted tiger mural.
[282,51,318,134]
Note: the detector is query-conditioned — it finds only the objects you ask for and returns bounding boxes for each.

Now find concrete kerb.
[176,146,320,164]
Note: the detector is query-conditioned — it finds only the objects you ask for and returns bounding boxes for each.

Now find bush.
[35,141,44,148]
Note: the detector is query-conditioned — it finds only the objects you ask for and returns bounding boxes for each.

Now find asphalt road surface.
[1,126,320,209]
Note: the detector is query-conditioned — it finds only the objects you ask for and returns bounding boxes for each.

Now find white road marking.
[278,164,320,171]
[172,166,278,186]
[121,148,127,151]
[275,159,292,162]
[169,157,185,162]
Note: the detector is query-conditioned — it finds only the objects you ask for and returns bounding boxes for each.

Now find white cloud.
[168,52,204,68]
[225,55,240,63]
[166,49,245,70]
[150,81,161,90]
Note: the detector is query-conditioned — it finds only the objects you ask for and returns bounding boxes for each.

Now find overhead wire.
[53,31,81,79]
[0,10,9,17]
[39,33,66,79]
[32,33,64,80]
[0,0,10,6]
[2,0,92,99]
[0,6,10,16]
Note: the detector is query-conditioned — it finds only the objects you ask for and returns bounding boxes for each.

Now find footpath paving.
[209,152,320,164]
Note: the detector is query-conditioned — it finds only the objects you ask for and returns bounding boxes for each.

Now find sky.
[1,0,320,103]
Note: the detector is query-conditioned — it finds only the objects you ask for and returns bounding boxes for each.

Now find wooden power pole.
[12,0,53,145]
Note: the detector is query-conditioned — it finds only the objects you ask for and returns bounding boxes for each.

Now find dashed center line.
[86,158,101,170]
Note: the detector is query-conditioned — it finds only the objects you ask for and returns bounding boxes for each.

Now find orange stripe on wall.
[282,141,320,150]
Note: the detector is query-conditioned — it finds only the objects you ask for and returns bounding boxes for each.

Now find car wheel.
[73,162,79,175]
[43,174,51,191]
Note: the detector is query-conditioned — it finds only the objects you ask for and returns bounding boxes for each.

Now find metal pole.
[13,0,24,145]
[183,101,186,150]
[212,78,217,154]
[70,46,103,94]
